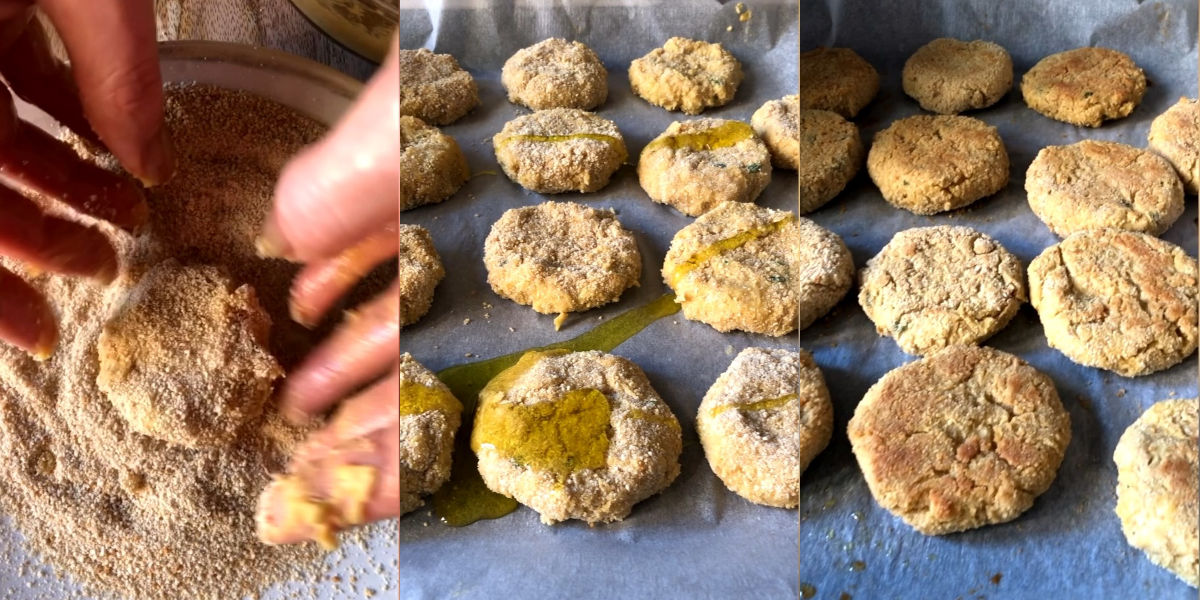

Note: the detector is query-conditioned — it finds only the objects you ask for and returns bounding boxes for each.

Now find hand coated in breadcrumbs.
[628,37,742,114]
[848,345,1071,535]
[471,350,681,525]
[902,38,1012,114]
[493,108,627,194]
[1021,47,1146,127]
[484,201,641,315]
[1025,140,1184,237]
[1114,398,1199,587]
[399,353,462,516]
[858,226,1026,356]
[398,48,479,125]
[638,118,772,217]
[1028,229,1198,377]
[400,116,469,211]
[398,224,444,327]
[697,347,828,509]
[799,47,879,118]
[502,38,607,110]
[795,109,862,213]
[1149,97,1200,194]
[867,115,1009,215]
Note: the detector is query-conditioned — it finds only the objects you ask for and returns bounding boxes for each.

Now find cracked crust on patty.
[1021,47,1146,127]
[848,345,1071,535]
[867,115,1009,215]
[858,226,1026,356]
[1025,140,1184,237]
[1115,398,1200,587]
[1028,229,1198,377]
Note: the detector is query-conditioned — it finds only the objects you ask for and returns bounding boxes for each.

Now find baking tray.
[798,1,1199,598]
[397,1,800,598]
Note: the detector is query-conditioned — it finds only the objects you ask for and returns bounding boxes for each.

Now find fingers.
[280,281,400,418]
[0,85,146,230]
[288,223,398,328]
[256,36,400,262]
[0,184,117,281]
[257,371,400,548]
[0,15,102,147]
[0,265,55,359]
[37,0,174,186]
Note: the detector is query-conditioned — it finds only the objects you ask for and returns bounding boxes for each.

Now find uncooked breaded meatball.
[502,38,608,110]
[97,260,282,448]
[628,37,743,114]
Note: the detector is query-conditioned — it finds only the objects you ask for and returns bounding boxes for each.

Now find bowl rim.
[157,40,365,101]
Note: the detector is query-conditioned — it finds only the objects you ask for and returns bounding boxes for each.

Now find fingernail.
[136,127,177,187]
[288,298,318,329]
[255,217,296,261]
[31,323,56,361]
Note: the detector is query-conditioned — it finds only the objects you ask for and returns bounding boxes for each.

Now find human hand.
[255,36,401,548]
[0,0,171,358]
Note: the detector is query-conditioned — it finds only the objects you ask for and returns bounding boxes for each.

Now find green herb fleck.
[746,162,762,173]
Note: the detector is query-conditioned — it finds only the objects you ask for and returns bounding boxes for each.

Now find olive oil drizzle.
[709,393,797,416]
[429,293,681,526]
[642,120,754,154]
[665,215,795,287]
[398,381,463,417]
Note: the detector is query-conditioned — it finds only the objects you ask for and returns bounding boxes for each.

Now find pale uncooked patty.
[1149,97,1200,194]
[1114,398,1199,588]
[1028,229,1198,377]
[799,47,879,118]
[501,38,608,110]
[398,224,445,327]
[901,38,1012,114]
[1025,140,1184,237]
[97,260,282,449]
[637,118,772,217]
[867,114,1009,215]
[848,345,1071,535]
[751,95,800,170]
[1021,47,1146,127]
[398,48,479,126]
[493,108,627,194]
[400,116,469,211]
[662,202,851,335]
[628,37,743,114]
[858,226,1026,356]
[484,201,641,314]
[795,109,862,213]
[697,347,827,509]
[471,350,682,525]
[399,353,463,516]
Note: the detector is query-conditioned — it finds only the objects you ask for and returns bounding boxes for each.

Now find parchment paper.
[799,1,1199,598]
[397,2,799,598]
